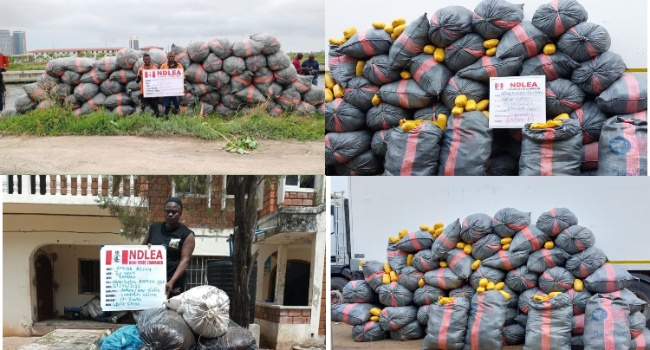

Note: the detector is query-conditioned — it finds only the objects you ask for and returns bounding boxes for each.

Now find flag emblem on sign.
[495,82,504,90]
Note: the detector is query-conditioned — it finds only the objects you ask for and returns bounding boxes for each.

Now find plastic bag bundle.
[531,0,588,38]
[443,33,486,73]
[428,6,474,47]
[332,303,376,326]
[343,280,378,304]
[398,266,425,292]
[72,83,99,102]
[343,77,379,112]
[378,282,414,307]
[570,100,608,144]
[334,150,383,176]
[557,22,611,62]
[325,130,372,166]
[565,247,607,279]
[482,249,529,271]
[409,53,453,97]
[460,213,494,244]
[472,0,524,39]
[244,55,266,73]
[116,48,142,70]
[506,265,539,293]
[520,52,579,81]
[465,290,509,350]
[362,260,387,291]
[584,264,636,293]
[388,14,430,70]
[469,265,505,290]
[378,80,434,109]
[458,56,523,83]
[545,78,585,119]
[441,75,489,110]
[584,294,630,350]
[431,219,462,260]
[411,249,438,273]
[387,242,408,273]
[196,321,258,350]
[383,122,443,176]
[439,111,493,176]
[538,267,576,293]
[597,112,647,176]
[493,208,531,238]
[164,285,230,338]
[378,306,418,331]
[527,248,571,274]
[524,292,573,350]
[95,56,119,73]
[496,21,552,60]
[471,234,502,260]
[80,69,109,85]
[390,320,424,340]
[207,37,234,59]
[97,325,143,350]
[536,208,578,237]
[396,231,434,253]
[338,29,394,59]
[555,225,595,254]
[328,45,358,88]
[325,98,366,133]
[371,129,391,157]
[367,103,410,131]
[572,51,626,95]
[362,54,401,86]
[265,50,291,72]
[519,119,583,176]
[249,33,280,55]
[232,38,264,58]
[423,268,465,290]
[135,308,196,350]
[421,297,470,350]
[352,321,385,342]
[509,226,549,253]
[445,248,475,280]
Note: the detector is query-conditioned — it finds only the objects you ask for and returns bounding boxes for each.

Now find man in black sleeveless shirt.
[142,197,195,298]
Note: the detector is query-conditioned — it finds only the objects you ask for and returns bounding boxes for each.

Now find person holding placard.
[135,53,161,117]
[159,52,184,117]
[142,197,196,298]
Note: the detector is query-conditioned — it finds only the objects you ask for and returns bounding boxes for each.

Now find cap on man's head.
[165,197,183,210]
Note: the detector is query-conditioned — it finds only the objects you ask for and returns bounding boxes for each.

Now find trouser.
[0,93,4,111]
[162,96,180,116]
[140,96,160,116]
[312,75,318,85]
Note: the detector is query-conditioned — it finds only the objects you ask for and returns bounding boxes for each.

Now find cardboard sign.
[100,245,167,311]
[489,75,546,128]
[143,68,184,97]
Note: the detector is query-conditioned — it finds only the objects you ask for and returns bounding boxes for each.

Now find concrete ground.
[3,337,40,350]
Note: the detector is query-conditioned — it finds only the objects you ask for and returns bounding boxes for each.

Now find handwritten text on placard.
[489,76,546,128]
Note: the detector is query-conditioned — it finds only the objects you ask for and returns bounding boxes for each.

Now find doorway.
[34,251,54,321]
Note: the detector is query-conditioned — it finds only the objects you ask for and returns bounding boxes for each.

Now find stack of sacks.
[333,207,650,349]
[324,0,647,176]
[7,34,324,118]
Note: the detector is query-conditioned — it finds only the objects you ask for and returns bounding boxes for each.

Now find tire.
[331,276,349,305]
[629,273,650,328]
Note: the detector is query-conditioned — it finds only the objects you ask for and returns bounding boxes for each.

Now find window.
[284,175,315,190]
[78,259,100,294]
[185,256,220,290]
[173,175,211,198]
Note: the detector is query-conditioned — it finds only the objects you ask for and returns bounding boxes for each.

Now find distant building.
[28,47,125,58]
[139,45,164,53]
[0,30,12,55]
[12,30,26,55]
[129,35,139,50]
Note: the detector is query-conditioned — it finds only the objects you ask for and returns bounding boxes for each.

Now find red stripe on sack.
[341,303,355,324]
[511,24,537,57]
[444,115,464,175]
[541,299,552,350]
[400,126,421,175]
[603,297,615,350]
[546,88,556,99]
[104,58,110,72]
[438,234,455,249]
[243,39,252,57]
[449,252,465,269]
[605,265,616,292]
[486,243,501,252]
[465,47,485,58]
[508,223,529,231]
[364,271,384,285]
[396,34,423,53]
[333,117,344,132]
[493,19,519,29]
[637,332,648,348]
[523,227,543,250]
[414,58,437,82]
[560,98,582,110]
[254,75,274,84]
[409,233,423,251]
[92,70,100,84]
[117,93,123,106]
[634,110,647,121]
[357,31,377,57]
[431,14,439,26]
[361,86,379,93]
[622,74,641,113]
[450,77,458,91]
[437,268,446,289]
[391,291,397,306]
[574,238,585,252]
[247,86,255,103]
[574,107,590,143]
[574,313,584,335]
[482,56,498,77]
[558,281,573,290]
[438,304,453,349]
[471,293,484,350]
[373,65,391,84]
[583,41,598,59]
[87,98,97,110]
[622,121,641,176]
[387,249,407,258]
[351,280,358,288]
[540,129,555,176]
[501,251,513,270]
[195,65,202,82]
[539,55,559,80]
[75,58,82,73]
[580,263,588,278]
[120,70,126,83]
[551,0,564,36]
[550,209,559,234]
[541,249,556,268]
[397,80,409,108]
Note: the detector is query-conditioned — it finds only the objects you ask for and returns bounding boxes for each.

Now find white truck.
[330,176,650,326]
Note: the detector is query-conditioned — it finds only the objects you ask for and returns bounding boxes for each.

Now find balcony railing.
[3,175,142,205]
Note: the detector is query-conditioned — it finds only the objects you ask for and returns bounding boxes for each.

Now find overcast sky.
[2,0,325,53]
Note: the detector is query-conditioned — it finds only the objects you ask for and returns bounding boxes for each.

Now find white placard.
[100,245,167,311]
[489,75,546,128]
[143,69,184,98]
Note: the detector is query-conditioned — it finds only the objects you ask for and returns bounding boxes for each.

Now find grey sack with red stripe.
[555,225,595,254]
[565,246,607,279]
[545,78,585,119]
[371,129,391,156]
[450,285,476,301]
[184,63,208,84]
[378,306,417,331]
[383,122,443,176]
[531,0,588,38]
[472,0,524,39]
[469,265,505,290]
[493,208,532,238]
[519,119,582,176]
[431,219,462,261]
[424,268,465,290]
[417,304,434,325]
[104,93,133,109]
[343,280,378,304]
[386,242,408,274]
[509,225,549,253]
[496,21,552,60]
[441,76,489,110]
[444,33,486,73]
[250,33,281,55]
[396,230,434,253]
[398,266,424,291]
[631,328,650,349]
[571,51,626,95]
[524,292,573,350]
[413,249,439,273]
[362,54,401,87]
[352,321,385,342]
[438,111,493,176]
[413,285,445,306]
[557,22,611,62]
[460,213,494,244]
[520,52,579,81]
[388,13,430,70]
[584,264,636,293]
[414,103,451,121]
[527,248,571,274]
[378,80,434,109]
[390,320,424,340]
[367,103,410,131]
[232,38,263,58]
[482,250,529,271]
[446,249,475,280]
[597,113,647,176]
[583,294,630,350]
[328,45,358,88]
[538,267,575,293]
[334,150,384,176]
[362,260,386,291]
[378,282,414,307]
[536,208,578,236]
[596,73,648,115]
[604,289,647,315]
[471,234,502,260]
[337,28,393,60]
[325,99,366,133]
[265,50,290,72]
[409,54,452,97]
[73,83,100,102]
[457,56,523,83]
[331,303,376,326]
[465,290,508,350]
[325,130,372,166]
[506,265,539,293]
[519,287,544,314]
[422,297,470,350]
[569,101,607,145]
[187,41,211,63]
[504,324,526,346]
[343,77,379,111]
[427,6,474,48]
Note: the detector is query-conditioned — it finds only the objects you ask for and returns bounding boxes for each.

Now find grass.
[0,105,324,141]
[6,62,47,71]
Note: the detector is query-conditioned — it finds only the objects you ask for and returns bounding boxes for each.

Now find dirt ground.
[3,337,40,349]
[0,135,323,174]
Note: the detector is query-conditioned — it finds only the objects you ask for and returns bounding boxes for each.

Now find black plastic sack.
[469,265,506,289]
[482,250,529,271]
[520,52,579,81]
[249,33,280,55]
[383,122,443,176]
[378,80,434,109]
[527,248,571,274]
[325,98,366,133]
[537,208,578,237]
[196,321,258,350]
[605,288,647,315]
[412,249,438,273]
[509,225,549,253]
[396,231,434,253]
[497,21,552,60]
[493,208,531,238]
[136,308,196,350]
[524,293,573,350]
[443,33,486,73]
[422,297,470,350]
[572,51,626,95]
[465,290,509,350]
[598,112,647,176]
[445,248,475,280]
[458,56,523,83]
[325,130,372,166]
[565,247,607,279]
[546,78,585,119]
[379,306,418,331]
[362,261,386,292]
[439,111,493,176]
[338,29,393,59]
[367,103,410,131]
[332,303,376,326]
[460,213,493,244]
[362,54,401,87]
[352,321,385,342]
[441,75,489,110]
[414,103,451,122]
[428,6,474,48]
[387,242,408,274]
[431,219,462,260]
[423,268,465,290]
[343,77,379,112]
[472,0,524,39]
[506,265,539,293]
[398,266,425,292]
[390,320,424,340]
[334,150,384,176]
[584,294,630,350]
[532,0,588,38]
[388,13,430,70]
[371,129,391,157]
[471,234,502,260]
[584,264,636,293]
[519,119,582,176]
[409,53,453,97]
[343,280,378,304]
[539,267,576,293]
[518,287,545,313]
[378,282,413,307]
[449,285,476,301]
[413,285,445,306]
[570,100,608,144]
[557,22,611,62]
[555,225,595,254]
[503,323,526,345]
